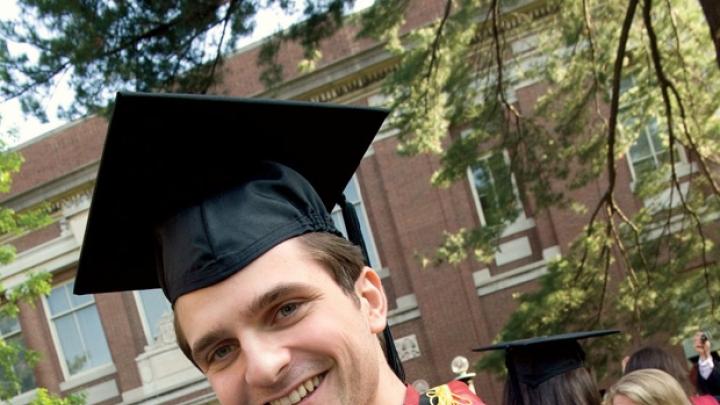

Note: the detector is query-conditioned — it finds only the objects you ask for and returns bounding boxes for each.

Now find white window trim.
[466,149,535,237]
[42,279,112,382]
[132,290,173,347]
[58,363,116,391]
[473,246,561,296]
[621,75,698,192]
[6,388,38,405]
[133,291,156,347]
[331,175,384,271]
[367,94,399,141]
[626,136,693,189]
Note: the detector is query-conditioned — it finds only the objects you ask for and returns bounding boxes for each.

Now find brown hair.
[624,346,693,397]
[504,367,602,405]
[174,232,367,365]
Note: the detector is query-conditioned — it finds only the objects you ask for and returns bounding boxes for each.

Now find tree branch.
[582,0,606,124]
[201,0,238,93]
[421,0,452,111]
[697,0,720,69]
[643,0,717,317]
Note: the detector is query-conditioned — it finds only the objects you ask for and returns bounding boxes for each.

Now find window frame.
[133,289,173,346]
[620,74,691,188]
[43,279,113,380]
[625,119,689,184]
[331,174,383,271]
[466,149,534,236]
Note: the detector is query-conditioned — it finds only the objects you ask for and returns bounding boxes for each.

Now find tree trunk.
[698,0,720,69]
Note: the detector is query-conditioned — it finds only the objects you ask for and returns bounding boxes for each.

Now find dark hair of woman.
[503,367,602,405]
[624,346,693,396]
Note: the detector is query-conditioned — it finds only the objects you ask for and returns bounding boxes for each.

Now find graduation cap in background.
[73,92,404,380]
[474,330,620,404]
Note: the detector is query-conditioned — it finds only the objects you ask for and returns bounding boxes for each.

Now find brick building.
[0,1,702,405]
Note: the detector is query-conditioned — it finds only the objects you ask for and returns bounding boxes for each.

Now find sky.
[0,0,373,147]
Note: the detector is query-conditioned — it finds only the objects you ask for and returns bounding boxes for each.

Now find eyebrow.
[190,282,314,363]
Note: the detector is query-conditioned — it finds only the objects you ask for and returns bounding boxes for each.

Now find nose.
[243,334,291,387]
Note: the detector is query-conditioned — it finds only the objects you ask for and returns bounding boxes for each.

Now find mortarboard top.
[73,92,388,303]
[473,329,620,387]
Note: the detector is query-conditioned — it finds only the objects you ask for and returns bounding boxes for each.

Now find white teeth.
[304,380,314,393]
[270,374,323,405]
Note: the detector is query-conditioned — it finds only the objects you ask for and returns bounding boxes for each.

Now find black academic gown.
[696,352,720,398]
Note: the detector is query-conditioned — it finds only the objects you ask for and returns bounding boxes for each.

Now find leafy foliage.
[0,273,50,399]
[0,0,358,120]
[365,0,720,379]
[29,388,84,405]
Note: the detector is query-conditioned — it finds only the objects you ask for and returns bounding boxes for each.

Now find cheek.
[293,307,374,357]
[208,373,240,403]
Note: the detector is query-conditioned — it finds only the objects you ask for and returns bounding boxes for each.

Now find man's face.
[174,237,389,405]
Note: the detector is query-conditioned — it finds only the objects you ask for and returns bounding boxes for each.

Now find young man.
[74,93,484,405]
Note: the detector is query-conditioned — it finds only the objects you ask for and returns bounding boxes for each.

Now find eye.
[209,343,237,364]
[276,302,300,320]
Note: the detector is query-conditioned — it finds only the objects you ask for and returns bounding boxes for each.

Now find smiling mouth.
[267,373,325,405]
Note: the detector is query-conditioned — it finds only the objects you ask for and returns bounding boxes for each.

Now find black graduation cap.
[72,92,407,379]
[474,330,619,394]
[74,91,386,299]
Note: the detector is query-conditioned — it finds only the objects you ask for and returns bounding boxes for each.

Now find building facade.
[0,1,703,405]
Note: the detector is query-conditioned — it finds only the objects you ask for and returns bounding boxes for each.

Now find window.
[468,152,523,227]
[46,281,112,376]
[135,289,172,344]
[0,316,36,394]
[621,76,685,182]
[627,118,676,177]
[331,175,382,270]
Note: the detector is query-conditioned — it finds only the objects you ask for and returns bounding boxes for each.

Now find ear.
[354,267,388,334]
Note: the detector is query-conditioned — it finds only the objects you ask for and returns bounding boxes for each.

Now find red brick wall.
[12,222,63,253]
[215,0,448,98]
[3,117,107,200]
[18,299,63,393]
[94,291,146,392]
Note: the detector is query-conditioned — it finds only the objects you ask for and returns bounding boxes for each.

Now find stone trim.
[254,43,398,102]
[7,389,38,405]
[122,377,210,405]
[78,379,119,405]
[474,246,560,296]
[59,363,117,391]
[0,232,79,289]
[394,334,421,362]
[388,293,421,326]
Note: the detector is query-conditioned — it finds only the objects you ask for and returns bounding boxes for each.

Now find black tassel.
[339,193,406,382]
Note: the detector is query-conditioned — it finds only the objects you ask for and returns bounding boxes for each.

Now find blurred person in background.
[474,330,619,405]
[604,368,692,405]
[690,331,720,400]
[623,346,718,405]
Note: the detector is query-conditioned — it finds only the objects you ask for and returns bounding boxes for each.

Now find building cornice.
[253,43,399,102]
[0,161,98,213]
[251,0,554,105]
